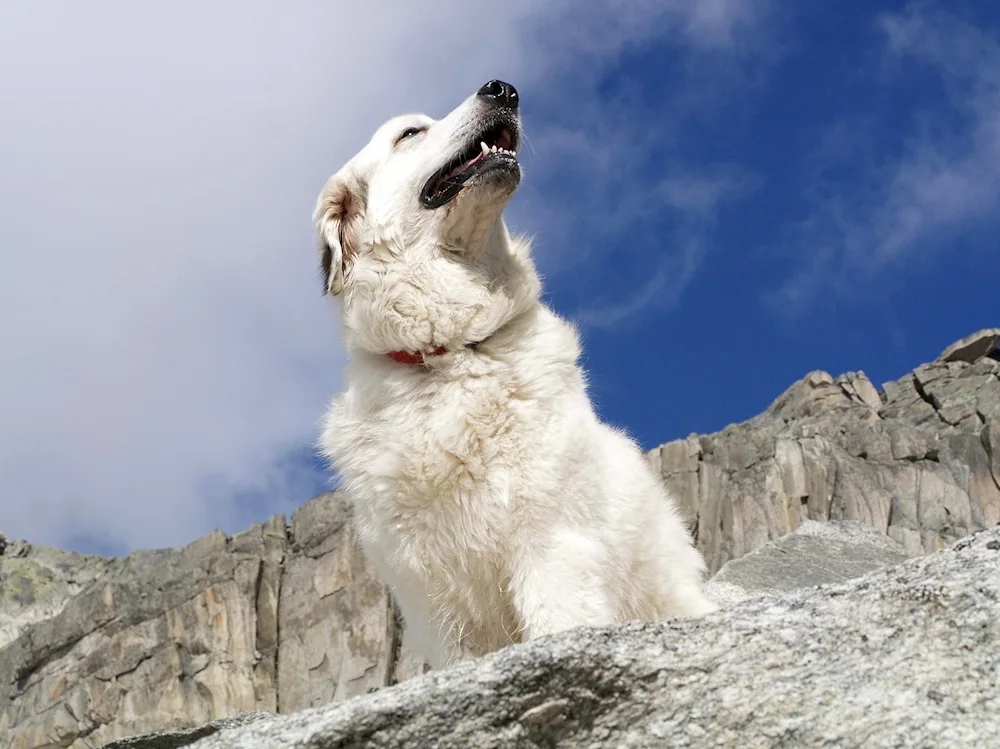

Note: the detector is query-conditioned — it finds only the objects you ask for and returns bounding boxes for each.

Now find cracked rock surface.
[0,500,427,749]
[650,335,1000,572]
[707,518,914,597]
[126,526,1000,749]
[1,330,998,747]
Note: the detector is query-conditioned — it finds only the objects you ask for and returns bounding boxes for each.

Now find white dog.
[315,80,716,669]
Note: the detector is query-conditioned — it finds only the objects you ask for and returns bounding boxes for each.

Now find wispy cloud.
[573,169,758,328]
[872,6,1000,261]
[574,238,705,330]
[769,3,1000,311]
[519,0,776,64]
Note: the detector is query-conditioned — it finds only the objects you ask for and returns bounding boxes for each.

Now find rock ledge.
[114,526,1000,749]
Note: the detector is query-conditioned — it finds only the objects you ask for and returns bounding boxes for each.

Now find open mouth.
[420,121,520,209]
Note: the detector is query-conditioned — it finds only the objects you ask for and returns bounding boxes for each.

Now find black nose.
[477,79,518,110]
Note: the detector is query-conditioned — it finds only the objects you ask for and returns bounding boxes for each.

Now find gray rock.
[276,493,420,714]
[0,499,425,749]
[102,712,274,749]
[0,540,115,650]
[651,333,1000,572]
[147,526,1000,749]
[709,519,913,597]
[938,327,1000,363]
[0,522,284,749]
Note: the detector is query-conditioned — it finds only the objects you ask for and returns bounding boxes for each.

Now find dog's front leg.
[510,527,617,640]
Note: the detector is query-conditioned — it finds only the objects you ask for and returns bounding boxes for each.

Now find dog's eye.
[394,127,425,146]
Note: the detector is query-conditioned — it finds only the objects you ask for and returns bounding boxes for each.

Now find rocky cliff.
[1,328,998,749]
[0,499,428,749]
[109,523,1000,749]
[654,328,1000,570]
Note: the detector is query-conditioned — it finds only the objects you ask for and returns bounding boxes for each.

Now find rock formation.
[651,327,1000,571]
[111,524,1000,749]
[0,328,997,748]
[0,501,428,749]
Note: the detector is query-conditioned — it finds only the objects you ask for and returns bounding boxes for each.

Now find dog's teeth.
[480,141,489,156]
[491,145,497,153]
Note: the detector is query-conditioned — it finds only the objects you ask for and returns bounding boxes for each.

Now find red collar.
[385,346,448,365]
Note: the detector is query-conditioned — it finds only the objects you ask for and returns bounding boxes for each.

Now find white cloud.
[770,4,1000,310]
[0,0,770,552]
[872,7,1000,262]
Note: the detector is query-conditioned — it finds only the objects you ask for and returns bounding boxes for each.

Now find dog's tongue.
[445,144,489,179]
[445,154,483,179]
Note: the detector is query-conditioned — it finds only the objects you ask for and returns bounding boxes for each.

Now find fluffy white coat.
[315,82,716,669]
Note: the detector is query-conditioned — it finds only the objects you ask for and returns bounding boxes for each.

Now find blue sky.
[516,0,999,447]
[1,1,997,556]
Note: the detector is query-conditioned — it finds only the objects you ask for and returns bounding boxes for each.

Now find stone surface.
[103,712,274,749]
[276,493,419,715]
[117,526,1000,749]
[651,339,1000,573]
[938,327,1000,363]
[0,522,281,749]
[709,518,913,596]
[2,329,998,746]
[0,540,114,650]
[0,501,426,749]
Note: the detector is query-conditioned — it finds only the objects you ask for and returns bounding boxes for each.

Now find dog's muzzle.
[420,80,522,209]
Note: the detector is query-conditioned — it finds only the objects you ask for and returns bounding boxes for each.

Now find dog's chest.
[332,367,543,560]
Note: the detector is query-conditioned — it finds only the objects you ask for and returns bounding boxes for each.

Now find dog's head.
[314,80,523,297]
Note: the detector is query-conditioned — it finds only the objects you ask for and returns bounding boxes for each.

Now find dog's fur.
[315,83,717,669]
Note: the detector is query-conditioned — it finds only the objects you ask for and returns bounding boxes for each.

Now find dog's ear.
[314,170,368,296]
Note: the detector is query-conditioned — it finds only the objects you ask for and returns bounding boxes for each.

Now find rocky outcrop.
[0,329,997,747]
[650,329,1000,572]
[939,327,1000,363]
[275,494,425,714]
[101,713,273,749]
[112,525,1000,749]
[0,499,427,749]
[0,540,114,651]
[706,517,914,600]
